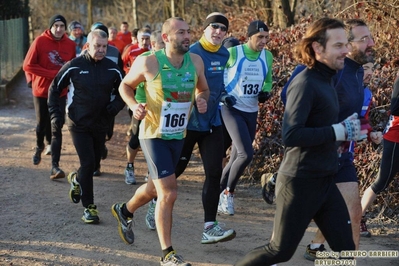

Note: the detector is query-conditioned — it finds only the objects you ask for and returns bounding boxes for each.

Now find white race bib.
[159,101,191,135]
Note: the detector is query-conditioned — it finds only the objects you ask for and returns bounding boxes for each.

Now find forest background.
[2,0,399,233]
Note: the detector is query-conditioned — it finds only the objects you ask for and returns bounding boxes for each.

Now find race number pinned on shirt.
[159,101,191,135]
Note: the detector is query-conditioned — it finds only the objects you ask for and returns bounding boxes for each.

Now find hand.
[27,81,32,88]
[221,94,236,108]
[332,112,361,141]
[196,97,207,114]
[359,118,372,142]
[106,103,119,116]
[258,91,271,103]
[131,103,147,120]
[51,115,64,131]
[370,131,383,144]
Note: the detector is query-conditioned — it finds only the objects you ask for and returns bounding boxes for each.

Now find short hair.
[294,17,345,68]
[138,27,151,37]
[345,19,368,41]
[108,26,117,33]
[150,30,162,42]
[87,29,108,43]
[132,28,139,37]
[121,21,128,25]
[162,17,185,35]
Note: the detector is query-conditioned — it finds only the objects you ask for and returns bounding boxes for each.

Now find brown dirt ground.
[0,73,398,266]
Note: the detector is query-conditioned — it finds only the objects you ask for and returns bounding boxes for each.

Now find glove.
[332,113,361,141]
[258,91,271,103]
[51,115,64,132]
[221,94,236,108]
[27,81,32,88]
[106,103,119,116]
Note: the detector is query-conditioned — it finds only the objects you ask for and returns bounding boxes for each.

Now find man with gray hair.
[48,29,125,224]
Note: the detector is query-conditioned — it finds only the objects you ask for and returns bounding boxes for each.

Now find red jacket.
[121,44,148,74]
[117,31,132,47]
[23,30,76,98]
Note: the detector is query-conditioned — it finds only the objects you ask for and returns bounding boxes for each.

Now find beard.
[173,40,190,55]
[352,46,374,65]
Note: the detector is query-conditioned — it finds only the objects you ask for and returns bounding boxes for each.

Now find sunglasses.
[209,23,227,32]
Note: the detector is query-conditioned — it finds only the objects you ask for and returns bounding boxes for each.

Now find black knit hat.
[91,22,109,37]
[247,20,268,38]
[49,14,67,29]
[203,13,229,31]
[223,37,240,48]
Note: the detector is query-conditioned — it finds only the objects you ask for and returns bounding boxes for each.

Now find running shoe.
[160,251,191,266]
[145,200,156,230]
[93,167,101,176]
[360,218,371,237]
[218,190,234,215]
[111,203,134,244]
[81,204,100,224]
[262,173,277,204]
[201,221,236,244]
[32,146,44,165]
[125,166,136,185]
[303,244,328,261]
[44,145,52,155]
[50,165,65,180]
[67,172,81,203]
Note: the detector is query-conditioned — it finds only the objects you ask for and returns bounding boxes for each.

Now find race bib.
[159,101,191,135]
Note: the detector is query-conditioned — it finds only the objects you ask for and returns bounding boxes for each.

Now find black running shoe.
[50,166,65,180]
[81,204,100,224]
[32,146,44,165]
[304,244,328,261]
[262,173,277,204]
[111,203,134,244]
[67,172,81,203]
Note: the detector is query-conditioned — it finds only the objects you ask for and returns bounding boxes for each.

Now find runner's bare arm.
[119,55,157,119]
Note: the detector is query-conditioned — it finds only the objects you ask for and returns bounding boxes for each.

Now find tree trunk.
[273,0,296,28]
[87,0,92,29]
[132,0,137,28]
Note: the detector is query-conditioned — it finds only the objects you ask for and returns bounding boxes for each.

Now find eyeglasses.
[351,35,374,44]
[209,23,227,32]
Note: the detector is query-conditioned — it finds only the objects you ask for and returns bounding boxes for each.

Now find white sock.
[310,243,322,249]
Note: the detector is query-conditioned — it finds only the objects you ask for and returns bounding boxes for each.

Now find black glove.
[221,93,237,108]
[106,103,119,116]
[27,81,32,88]
[51,115,64,132]
[258,91,271,103]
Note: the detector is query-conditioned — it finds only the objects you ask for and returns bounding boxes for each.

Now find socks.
[121,203,133,218]
[310,243,322,249]
[127,162,133,168]
[162,246,174,258]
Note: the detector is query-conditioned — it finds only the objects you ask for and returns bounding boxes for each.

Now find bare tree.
[131,0,137,28]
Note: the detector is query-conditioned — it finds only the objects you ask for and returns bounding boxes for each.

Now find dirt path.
[0,73,398,266]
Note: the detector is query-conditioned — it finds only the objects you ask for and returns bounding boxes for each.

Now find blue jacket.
[187,42,229,131]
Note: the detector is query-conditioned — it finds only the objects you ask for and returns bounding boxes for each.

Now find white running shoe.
[124,166,136,185]
[145,199,156,230]
[44,145,51,155]
[218,190,234,215]
[201,221,236,244]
